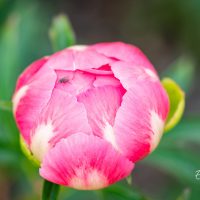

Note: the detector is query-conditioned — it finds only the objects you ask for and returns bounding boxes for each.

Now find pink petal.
[40,133,134,190]
[114,80,169,162]
[93,75,121,87]
[55,70,95,96]
[77,86,125,148]
[111,61,159,90]
[90,42,155,71]
[15,57,48,91]
[13,67,56,145]
[30,89,92,161]
[43,48,113,71]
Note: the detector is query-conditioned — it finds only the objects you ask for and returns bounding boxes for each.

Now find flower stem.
[42,180,60,200]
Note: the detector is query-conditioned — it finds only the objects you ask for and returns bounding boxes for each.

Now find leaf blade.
[49,14,76,52]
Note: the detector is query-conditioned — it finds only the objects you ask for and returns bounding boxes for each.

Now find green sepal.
[162,78,185,132]
[20,135,40,167]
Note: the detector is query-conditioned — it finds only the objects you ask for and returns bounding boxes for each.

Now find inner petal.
[55,70,95,95]
[77,86,125,148]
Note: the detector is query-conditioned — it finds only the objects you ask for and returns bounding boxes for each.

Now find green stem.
[42,180,60,200]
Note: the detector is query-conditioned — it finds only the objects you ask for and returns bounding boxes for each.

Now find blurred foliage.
[161,57,195,94]
[0,0,200,200]
[49,14,76,51]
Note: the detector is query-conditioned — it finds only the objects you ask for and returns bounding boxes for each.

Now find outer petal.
[77,86,125,148]
[43,48,113,71]
[111,61,158,90]
[13,66,56,145]
[114,80,169,162]
[40,133,134,190]
[90,42,155,71]
[30,89,92,162]
[15,57,48,91]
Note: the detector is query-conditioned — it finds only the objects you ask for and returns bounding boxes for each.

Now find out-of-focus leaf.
[49,14,76,52]
[143,148,200,188]
[176,188,191,200]
[0,100,12,111]
[142,116,200,199]
[162,117,200,145]
[161,57,195,93]
[0,149,21,166]
[0,14,20,100]
[101,184,147,200]
[0,0,15,28]
[59,183,147,200]
[162,78,185,132]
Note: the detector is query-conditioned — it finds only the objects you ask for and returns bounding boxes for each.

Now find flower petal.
[15,57,48,91]
[43,47,113,71]
[114,80,169,162]
[55,70,95,96]
[40,133,134,190]
[90,42,155,71]
[30,89,92,162]
[13,66,56,145]
[111,61,158,90]
[77,86,125,148]
[93,75,121,87]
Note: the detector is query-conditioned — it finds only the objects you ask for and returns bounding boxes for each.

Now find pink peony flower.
[12,42,169,190]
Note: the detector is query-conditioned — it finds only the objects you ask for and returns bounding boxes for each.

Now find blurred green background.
[0,0,200,199]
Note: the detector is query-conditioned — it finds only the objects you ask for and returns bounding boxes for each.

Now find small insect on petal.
[59,77,69,83]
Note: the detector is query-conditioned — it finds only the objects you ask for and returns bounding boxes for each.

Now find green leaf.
[101,184,148,200]
[162,78,185,132]
[161,117,200,146]
[0,100,12,111]
[102,184,147,200]
[0,14,20,100]
[49,14,76,52]
[139,116,200,199]
[143,148,200,188]
[0,149,21,166]
[42,180,60,200]
[176,188,191,200]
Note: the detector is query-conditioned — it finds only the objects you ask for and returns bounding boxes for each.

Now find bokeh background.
[0,0,200,199]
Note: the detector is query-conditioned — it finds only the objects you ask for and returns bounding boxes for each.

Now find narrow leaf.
[49,14,76,52]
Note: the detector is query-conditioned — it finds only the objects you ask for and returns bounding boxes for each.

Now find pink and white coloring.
[12,42,169,190]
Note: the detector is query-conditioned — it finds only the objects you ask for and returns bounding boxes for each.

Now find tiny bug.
[59,77,69,83]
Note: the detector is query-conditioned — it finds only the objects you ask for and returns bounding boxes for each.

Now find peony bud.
[12,42,169,190]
